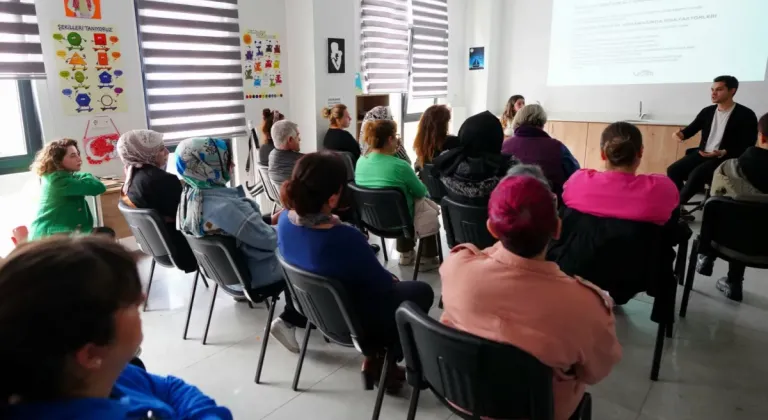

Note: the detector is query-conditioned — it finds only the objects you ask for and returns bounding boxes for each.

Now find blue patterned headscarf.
[176,137,231,237]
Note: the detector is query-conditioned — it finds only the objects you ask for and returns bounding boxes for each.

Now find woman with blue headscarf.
[176,137,307,353]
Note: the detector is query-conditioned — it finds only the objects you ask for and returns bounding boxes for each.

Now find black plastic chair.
[339,151,356,182]
[421,164,446,203]
[680,148,712,216]
[277,254,392,420]
[348,183,443,281]
[679,196,768,317]
[183,234,286,383]
[440,196,495,249]
[118,202,207,320]
[395,302,592,420]
[257,164,283,215]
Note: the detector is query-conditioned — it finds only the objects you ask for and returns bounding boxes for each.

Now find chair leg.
[412,239,424,282]
[371,350,393,420]
[271,202,277,216]
[183,270,200,340]
[255,295,278,384]
[438,296,443,309]
[381,237,388,262]
[200,274,209,289]
[436,234,444,263]
[143,259,156,312]
[202,283,218,345]
[650,321,665,381]
[679,239,700,318]
[292,323,313,391]
[676,237,689,286]
[406,382,421,420]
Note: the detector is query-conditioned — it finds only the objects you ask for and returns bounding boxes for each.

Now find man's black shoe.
[716,277,743,302]
[696,255,714,276]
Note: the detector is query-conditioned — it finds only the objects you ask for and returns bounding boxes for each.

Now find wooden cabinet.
[549,121,588,166]
[97,186,132,240]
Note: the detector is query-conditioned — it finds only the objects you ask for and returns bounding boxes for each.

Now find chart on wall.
[51,23,126,115]
[241,30,284,100]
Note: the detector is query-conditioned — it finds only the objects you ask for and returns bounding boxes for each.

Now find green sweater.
[29,171,107,240]
[354,152,427,215]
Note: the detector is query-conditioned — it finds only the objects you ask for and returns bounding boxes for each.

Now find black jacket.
[682,103,758,158]
[547,207,687,323]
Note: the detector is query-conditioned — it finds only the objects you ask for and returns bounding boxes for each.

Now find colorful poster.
[469,47,485,71]
[82,116,120,165]
[51,23,126,115]
[64,0,102,20]
[241,30,284,100]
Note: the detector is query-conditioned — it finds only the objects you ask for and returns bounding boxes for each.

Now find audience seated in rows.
[355,119,440,269]
[702,112,768,301]
[28,139,108,240]
[0,236,232,420]
[359,106,412,164]
[502,104,580,198]
[175,137,307,352]
[548,122,682,305]
[412,104,459,171]
[258,108,284,166]
[500,94,525,136]
[431,110,516,206]
[277,152,434,392]
[268,120,304,188]
[322,104,361,164]
[440,171,621,420]
[116,130,197,272]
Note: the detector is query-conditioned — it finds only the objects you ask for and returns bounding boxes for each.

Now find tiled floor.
[135,223,768,420]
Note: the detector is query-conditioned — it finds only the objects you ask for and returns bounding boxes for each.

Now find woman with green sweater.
[29,139,107,240]
[355,119,440,270]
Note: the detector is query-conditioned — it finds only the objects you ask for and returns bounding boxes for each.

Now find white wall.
[285,0,318,153]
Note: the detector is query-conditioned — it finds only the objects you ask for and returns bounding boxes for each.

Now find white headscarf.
[117,129,165,194]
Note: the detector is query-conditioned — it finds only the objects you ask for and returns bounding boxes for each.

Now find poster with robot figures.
[51,23,126,115]
[241,30,284,100]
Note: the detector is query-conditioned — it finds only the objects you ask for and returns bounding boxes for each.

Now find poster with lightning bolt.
[51,23,127,115]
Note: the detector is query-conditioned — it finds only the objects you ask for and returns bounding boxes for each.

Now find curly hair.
[30,139,79,177]
[413,104,451,167]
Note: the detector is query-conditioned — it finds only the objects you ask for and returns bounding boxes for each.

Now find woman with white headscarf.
[117,129,197,272]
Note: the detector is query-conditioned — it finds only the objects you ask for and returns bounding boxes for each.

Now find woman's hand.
[271,209,284,225]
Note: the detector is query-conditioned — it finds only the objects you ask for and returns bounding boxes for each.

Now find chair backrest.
[257,164,282,205]
[701,196,768,264]
[440,196,495,249]
[347,183,413,239]
[396,302,555,420]
[183,234,250,296]
[421,164,445,202]
[118,202,178,268]
[277,253,366,351]
[339,151,356,182]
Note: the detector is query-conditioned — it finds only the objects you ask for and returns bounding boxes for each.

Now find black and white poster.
[328,38,345,73]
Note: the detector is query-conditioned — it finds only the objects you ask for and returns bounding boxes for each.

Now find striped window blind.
[410,0,448,98]
[0,0,45,79]
[135,0,246,144]
[360,0,410,94]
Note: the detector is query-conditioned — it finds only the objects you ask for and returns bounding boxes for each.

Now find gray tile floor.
[135,223,768,420]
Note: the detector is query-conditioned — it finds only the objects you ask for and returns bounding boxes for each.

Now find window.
[0,0,46,79]
[135,0,247,145]
[0,80,43,175]
[410,0,449,98]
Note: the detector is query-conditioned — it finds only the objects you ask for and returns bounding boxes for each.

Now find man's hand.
[699,150,727,158]
[674,130,685,142]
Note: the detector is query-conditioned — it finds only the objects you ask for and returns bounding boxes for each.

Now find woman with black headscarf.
[431,111,517,206]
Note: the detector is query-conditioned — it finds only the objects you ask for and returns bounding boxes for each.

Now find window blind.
[410,0,448,98]
[361,0,410,94]
[135,0,246,144]
[0,0,45,79]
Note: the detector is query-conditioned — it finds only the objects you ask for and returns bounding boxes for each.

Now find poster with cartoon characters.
[241,30,284,100]
[51,23,126,115]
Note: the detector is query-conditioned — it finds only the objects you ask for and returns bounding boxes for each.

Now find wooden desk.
[96,184,132,240]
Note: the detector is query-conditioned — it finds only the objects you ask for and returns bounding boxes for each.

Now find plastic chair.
[679,196,768,317]
[118,202,207,319]
[338,151,356,182]
[183,234,286,383]
[440,196,495,249]
[395,302,592,420]
[421,163,446,203]
[347,183,443,281]
[277,254,392,420]
[257,164,283,215]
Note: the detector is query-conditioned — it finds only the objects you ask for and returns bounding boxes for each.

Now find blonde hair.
[321,104,348,126]
[30,139,79,177]
[364,120,397,150]
[512,104,548,131]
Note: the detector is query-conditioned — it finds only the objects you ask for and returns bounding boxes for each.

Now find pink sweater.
[563,169,679,226]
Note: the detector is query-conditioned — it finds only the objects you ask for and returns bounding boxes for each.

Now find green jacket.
[354,152,427,216]
[29,171,107,240]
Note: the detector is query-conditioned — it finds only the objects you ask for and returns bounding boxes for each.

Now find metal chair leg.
[650,322,665,381]
[412,239,425,281]
[292,323,313,391]
[381,237,388,262]
[255,295,278,383]
[202,283,218,345]
[183,270,200,340]
[676,237,689,286]
[271,202,278,216]
[406,382,421,420]
[372,351,393,420]
[143,259,156,312]
[435,234,444,263]
[200,275,209,289]
[679,239,700,318]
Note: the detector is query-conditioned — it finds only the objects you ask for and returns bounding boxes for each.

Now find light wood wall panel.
[549,121,589,166]
[636,125,685,175]
[584,123,610,170]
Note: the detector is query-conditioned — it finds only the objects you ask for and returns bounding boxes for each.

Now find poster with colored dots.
[52,23,127,115]
[241,30,284,100]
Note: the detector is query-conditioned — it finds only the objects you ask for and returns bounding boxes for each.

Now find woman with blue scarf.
[176,137,307,352]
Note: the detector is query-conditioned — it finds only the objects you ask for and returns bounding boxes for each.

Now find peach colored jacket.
[440,243,622,420]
